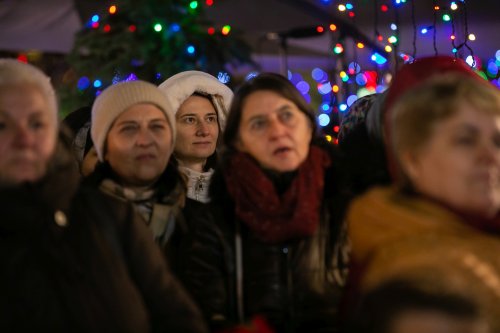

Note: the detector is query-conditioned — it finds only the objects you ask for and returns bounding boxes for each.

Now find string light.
[80,0,496,140]
[221,25,231,35]
[153,23,163,32]
[318,114,330,127]
[333,43,344,54]
[189,1,198,9]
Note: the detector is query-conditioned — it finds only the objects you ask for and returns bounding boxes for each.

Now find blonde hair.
[0,59,58,124]
[389,73,500,185]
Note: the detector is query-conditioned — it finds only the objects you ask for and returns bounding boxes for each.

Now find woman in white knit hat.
[0,60,207,332]
[87,80,189,269]
[159,71,233,203]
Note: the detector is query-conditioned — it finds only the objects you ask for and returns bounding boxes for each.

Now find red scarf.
[224,146,331,244]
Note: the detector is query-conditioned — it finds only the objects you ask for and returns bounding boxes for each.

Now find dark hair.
[222,72,318,150]
[62,106,93,162]
[349,279,484,333]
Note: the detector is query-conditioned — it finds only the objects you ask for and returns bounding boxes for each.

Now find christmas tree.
[61,0,253,113]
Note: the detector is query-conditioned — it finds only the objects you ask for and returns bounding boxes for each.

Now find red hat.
[383,56,485,181]
[384,56,480,115]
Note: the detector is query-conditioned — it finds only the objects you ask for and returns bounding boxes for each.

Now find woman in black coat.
[0,58,207,333]
[181,73,349,333]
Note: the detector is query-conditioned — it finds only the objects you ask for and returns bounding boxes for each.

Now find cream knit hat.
[91,80,175,162]
[0,58,58,125]
[158,71,233,130]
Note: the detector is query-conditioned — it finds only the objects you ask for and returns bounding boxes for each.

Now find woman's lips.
[273,147,291,156]
[135,153,156,161]
[193,141,212,146]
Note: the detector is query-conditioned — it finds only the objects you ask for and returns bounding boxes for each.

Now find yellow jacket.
[347,187,500,330]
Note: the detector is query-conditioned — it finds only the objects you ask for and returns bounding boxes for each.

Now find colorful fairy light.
[333,43,344,54]
[79,0,497,139]
[170,23,181,32]
[221,25,231,35]
[153,23,163,32]
[189,1,198,9]
[318,114,330,127]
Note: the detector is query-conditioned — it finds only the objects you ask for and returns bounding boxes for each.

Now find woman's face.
[105,103,173,187]
[174,95,219,166]
[236,90,313,173]
[401,105,500,218]
[0,84,57,186]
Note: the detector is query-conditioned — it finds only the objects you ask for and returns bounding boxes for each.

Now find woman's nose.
[196,121,210,136]
[13,125,35,148]
[136,128,154,146]
[479,142,500,165]
[268,117,287,139]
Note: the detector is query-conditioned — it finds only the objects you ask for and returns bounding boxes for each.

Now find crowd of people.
[1,55,500,333]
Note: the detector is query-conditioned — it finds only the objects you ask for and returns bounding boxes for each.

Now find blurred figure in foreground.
[346,57,500,331]
[0,58,207,333]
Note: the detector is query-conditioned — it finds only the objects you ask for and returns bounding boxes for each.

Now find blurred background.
[1,0,498,139]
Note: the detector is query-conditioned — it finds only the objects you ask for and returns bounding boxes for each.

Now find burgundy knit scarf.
[224,146,332,244]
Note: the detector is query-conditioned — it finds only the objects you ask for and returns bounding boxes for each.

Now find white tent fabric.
[0,0,81,53]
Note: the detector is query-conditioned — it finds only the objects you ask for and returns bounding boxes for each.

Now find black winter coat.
[0,135,208,333]
[181,144,349,333]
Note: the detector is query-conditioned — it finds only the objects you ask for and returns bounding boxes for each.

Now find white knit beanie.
[91,80,176,162]
[158,71,233,130]
[0,58,58,125]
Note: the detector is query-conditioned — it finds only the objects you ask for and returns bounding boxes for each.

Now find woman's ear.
[399,150,421,185]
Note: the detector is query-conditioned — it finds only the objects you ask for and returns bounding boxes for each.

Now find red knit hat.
[384,56,480,114]
[383,56,485,181]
